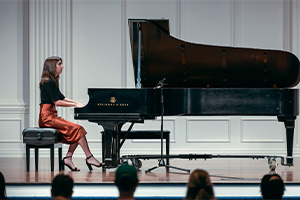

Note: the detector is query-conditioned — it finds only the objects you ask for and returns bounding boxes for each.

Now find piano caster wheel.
[132,158,142,170]
[268,157,277,173]
[120,158,129,165]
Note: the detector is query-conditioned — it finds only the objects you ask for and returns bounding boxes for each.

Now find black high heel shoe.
[61,156,80,171]
[86,154,104,171]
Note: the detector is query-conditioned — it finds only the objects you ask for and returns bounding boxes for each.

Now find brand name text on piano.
[96,97,129,107]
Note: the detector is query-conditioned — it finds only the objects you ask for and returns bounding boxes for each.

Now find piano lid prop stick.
[136,24,142,88]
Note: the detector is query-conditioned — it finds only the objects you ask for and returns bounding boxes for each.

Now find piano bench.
[119,130,170,165]
[22,127,62,172]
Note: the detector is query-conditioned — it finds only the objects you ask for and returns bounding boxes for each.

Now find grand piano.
[75,19,300,168]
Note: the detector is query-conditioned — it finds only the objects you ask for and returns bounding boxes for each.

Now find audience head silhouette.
[185,169,215,200]
[51,174,74,200]
[114,163,139,200]
[0,171,7,199]
[260,173,285,199]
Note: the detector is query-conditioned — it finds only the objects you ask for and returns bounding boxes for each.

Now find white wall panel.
[0,0,29,157]
[0,110,29,157]
[239,0,285,49]
[72,0,123,102]
[297,0,300,58]
[0,119,22,143]
[241,118,285,143]
[181,0,233,46]
[29,0,71,125]
[186,118,230,143]
[0,0,27,105]
[295,0,300,153]
[0,1,19,103]
[0,0,300,159]
[70,0,300,157]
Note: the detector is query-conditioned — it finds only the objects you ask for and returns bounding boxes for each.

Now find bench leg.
[58,146,62,171]
[26,144,30,172]
[102,133,105,171]
[50,145,54,172]
[166,134,170,166]
[35,147,39,171]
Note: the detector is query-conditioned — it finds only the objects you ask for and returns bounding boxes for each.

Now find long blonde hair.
[39,56,62,88]
[185,169,215,200]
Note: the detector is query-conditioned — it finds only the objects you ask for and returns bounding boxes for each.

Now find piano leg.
[102,129,120,168]
[100,123,125,169]
[90,119,144,169]
[102,129,113,167]
[278,116,296,166]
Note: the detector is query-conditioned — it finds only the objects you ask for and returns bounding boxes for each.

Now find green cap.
[115,163,138,184]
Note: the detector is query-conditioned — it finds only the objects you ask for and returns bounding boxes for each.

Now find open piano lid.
[128,19,300,88]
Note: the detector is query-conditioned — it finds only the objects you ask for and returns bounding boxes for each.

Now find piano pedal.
[104,158,119,168]
[268,157,278,173]
[120,158,129,164]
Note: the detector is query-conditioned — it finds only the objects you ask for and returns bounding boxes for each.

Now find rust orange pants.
[39,104,87,144]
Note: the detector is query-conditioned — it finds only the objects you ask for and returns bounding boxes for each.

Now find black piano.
[75,19,300,168]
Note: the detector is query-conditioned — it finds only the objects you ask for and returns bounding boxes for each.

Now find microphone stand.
[145,78,190,173]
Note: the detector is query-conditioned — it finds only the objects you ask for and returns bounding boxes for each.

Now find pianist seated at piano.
[39,56,104,171]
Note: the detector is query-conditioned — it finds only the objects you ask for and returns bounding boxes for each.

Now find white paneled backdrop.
[0,0,300,160]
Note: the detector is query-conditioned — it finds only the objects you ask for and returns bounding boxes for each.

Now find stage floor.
[2,156,300,199]
[1,156,300,184]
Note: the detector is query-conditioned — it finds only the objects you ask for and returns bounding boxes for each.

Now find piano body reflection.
[75,19,300,168]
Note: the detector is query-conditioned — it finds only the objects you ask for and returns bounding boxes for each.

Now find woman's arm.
[63,98,85,106]
[54,98,85,108]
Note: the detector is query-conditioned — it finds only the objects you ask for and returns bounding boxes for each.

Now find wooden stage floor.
[1,156,300,184]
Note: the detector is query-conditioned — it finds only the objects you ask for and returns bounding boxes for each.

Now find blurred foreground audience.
[115,163,139,200]
[51,174,74,200]
[185,169,216,200]
[260,173,285,199]
[0,171,7,199]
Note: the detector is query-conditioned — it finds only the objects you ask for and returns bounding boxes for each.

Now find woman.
[185,169,216,200]
[39,56,103,171]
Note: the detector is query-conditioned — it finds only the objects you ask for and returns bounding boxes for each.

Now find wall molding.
[0,118,23,143]
[186,118,231,143]
[0,104,29,114]
[240,118,286,143]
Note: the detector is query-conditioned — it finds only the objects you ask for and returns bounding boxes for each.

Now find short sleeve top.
[40,78,65,105]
